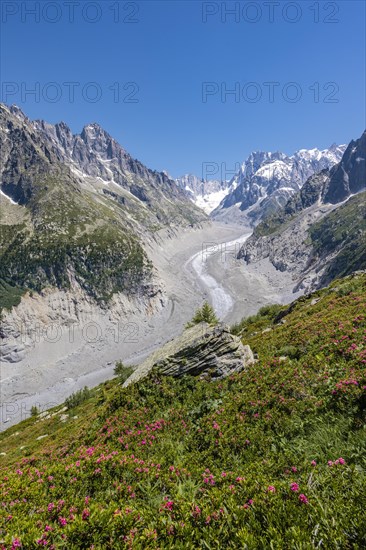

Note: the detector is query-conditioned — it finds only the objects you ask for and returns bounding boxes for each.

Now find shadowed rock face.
[123,323,254,387]
[323,131,366,204]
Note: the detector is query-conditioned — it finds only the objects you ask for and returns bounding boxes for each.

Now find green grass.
[0,273,365,548]
[114,362,135,384]
[230,303,284,335]
[252,212,296,237]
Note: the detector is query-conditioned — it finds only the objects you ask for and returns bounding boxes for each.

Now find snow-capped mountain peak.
[211,143,346,224]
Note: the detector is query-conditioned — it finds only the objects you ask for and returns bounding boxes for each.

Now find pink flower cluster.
[162,500,174,511]
[298,493,309,504]
[202,469,215,486]
[328,457,346,467]
[243,499,254,509]
[192,505,201,518]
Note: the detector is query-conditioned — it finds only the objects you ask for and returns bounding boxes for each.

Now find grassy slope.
[309,192,366,286]
[0,274,365,548]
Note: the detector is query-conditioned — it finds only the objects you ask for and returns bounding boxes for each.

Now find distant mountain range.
[177,144,346,220]
[238,130,366,292]
[1,104,363,312]
[212,144,346,224]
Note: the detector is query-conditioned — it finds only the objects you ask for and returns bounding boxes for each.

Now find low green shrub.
[114,361,134,383]
[65,386,92,410]
[186,301,219,328]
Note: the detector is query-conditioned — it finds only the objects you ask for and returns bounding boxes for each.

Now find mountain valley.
[0,104,365,430]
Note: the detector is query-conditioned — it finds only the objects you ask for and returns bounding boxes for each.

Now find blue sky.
[1,0,365,178]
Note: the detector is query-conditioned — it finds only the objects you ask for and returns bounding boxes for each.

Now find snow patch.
[255,160,291,180]
[194,189,230,214]
[0,189,19,206]
[278,186,295,192]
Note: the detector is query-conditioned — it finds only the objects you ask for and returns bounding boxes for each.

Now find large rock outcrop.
[123,323,254,387]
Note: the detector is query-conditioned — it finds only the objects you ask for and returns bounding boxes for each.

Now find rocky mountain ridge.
[4,104,206,227]
[0,103,207,310]
[0,103,208,374]
[212,144,346,224]
[238,130,366,293]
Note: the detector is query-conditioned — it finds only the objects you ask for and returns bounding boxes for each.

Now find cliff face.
[323,131,366,203]
[0,281,166,365]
